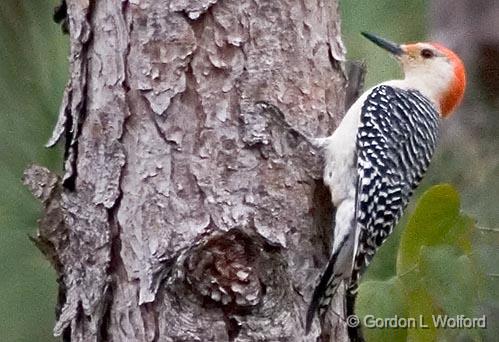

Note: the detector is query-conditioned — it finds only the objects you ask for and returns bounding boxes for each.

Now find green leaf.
[405,286,438,342]
[444,214,475,255]
[356,277,407,342]
[397,184,460,276]
[418,245,478,317]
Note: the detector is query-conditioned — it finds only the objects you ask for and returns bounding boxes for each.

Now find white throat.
[402,59,454,106]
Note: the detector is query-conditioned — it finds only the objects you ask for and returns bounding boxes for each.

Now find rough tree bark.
[23,0,356,340]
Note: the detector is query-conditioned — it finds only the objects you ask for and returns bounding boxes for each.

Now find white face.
[398,43,455,101]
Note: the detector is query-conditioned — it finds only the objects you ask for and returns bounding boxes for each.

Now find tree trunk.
[23,0,352,340]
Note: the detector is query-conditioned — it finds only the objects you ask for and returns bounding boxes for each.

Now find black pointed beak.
[361,32,404,56]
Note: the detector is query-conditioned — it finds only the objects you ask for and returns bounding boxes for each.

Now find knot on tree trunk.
[184,229,277,311]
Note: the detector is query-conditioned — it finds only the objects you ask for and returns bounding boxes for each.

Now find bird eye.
[421,49,434,59]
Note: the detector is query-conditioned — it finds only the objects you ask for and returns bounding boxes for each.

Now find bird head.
[361,32,466,118]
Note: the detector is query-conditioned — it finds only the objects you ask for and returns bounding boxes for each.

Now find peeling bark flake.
[170,0,219,20]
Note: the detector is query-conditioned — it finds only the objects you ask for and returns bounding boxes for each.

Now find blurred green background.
[0,0,497,341]
[0,1,66,341]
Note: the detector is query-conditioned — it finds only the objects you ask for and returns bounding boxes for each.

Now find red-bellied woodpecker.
[306,32,466,335]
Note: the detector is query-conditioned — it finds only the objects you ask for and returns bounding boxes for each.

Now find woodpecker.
[306,32,466,334]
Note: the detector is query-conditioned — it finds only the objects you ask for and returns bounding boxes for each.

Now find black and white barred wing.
[352,85,440,281]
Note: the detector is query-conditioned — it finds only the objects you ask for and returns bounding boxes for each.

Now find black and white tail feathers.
[305,233,353,333]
